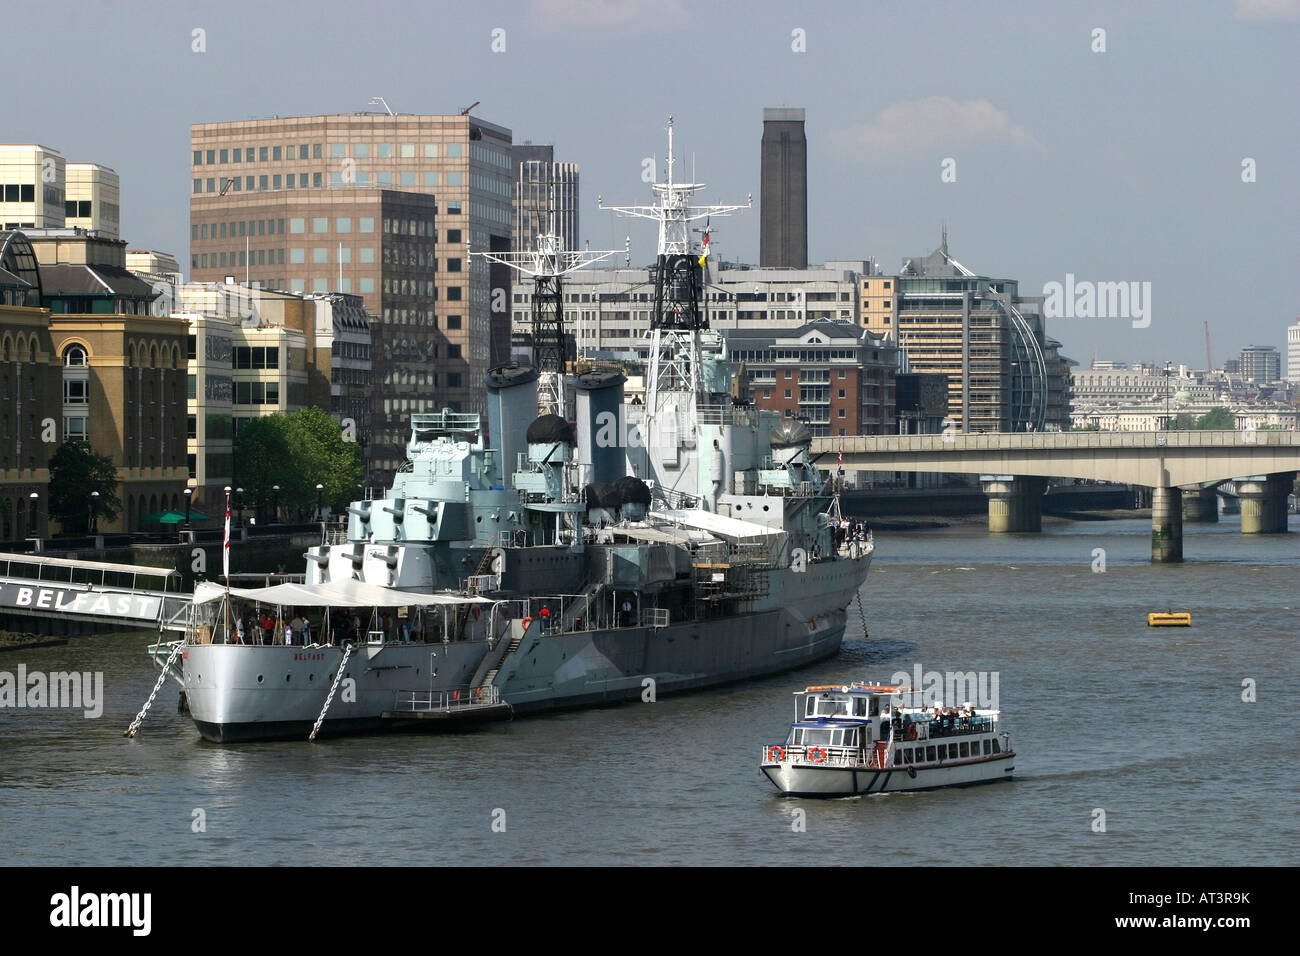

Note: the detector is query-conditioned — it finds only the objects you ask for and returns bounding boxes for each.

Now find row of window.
[895,738,1002,765]
[193,143,464,165]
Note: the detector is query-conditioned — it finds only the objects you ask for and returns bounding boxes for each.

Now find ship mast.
[472,189,619,415]
[598,116,751,413]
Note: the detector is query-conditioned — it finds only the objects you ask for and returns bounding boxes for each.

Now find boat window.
[869,696,880,717]
[959,742,969,758]
[937,744,946,760]
[816,697,850,717]
[844,729,857,747]
[800,728,833,747]
[992,739,1001,754]
[926,745,936,762]
[830,729,842,747]
[983,739,991,755]
[853,697,867,717]
[804,696,816,717]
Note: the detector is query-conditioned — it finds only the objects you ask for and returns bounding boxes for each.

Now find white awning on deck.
[193,580,493,608]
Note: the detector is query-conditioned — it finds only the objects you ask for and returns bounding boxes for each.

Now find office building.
[64,163,120,239]
[188,111,515,478]
[512,143,579,252]
[1239,344,1280,383]
[0,145,65,230]
[859,237,1071,432]
[723,321,896,437]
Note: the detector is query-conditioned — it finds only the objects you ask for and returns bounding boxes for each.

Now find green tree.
[233,410,364,521]
[1165,412,1197,430]
[48,441,121,533]
[1195,407,1235,430]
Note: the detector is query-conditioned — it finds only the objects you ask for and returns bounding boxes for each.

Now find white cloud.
[828,96,1041,161]
[531,0,686,29]
[1234,0,1300,20]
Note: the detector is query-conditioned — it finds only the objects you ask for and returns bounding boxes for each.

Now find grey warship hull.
[184,554,868,742]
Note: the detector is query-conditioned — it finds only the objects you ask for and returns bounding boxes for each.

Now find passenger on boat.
[259,613,275,644]
[539,604,552,632]
[233,617,245,645]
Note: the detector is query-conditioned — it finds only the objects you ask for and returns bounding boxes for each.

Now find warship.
[154,119,875,742]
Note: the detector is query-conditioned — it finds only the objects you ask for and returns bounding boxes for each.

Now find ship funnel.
[486,363,540,485]
[769,419,813,464]
[573,369,626,485]
[526,414,575,465]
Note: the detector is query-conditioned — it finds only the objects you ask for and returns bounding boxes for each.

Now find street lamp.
[315,483,324,521]
[272,484,280,523]
[28,492,38,535]
[89,491,99,533]
[1163,361,1173,429]
[183,487,193,529]
[236,487,244,527]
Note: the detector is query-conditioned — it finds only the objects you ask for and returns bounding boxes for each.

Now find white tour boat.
[760,682,1015,797]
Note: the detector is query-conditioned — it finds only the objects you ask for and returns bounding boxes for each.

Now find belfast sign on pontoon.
[0,584,161,620]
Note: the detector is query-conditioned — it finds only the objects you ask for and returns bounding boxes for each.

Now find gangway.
[0,552,189,632]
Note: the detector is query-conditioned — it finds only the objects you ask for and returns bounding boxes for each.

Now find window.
[784,390,792,399]
[187,415,197,439]
[401,172,415,186]
[64,416,88,441]
[838,409,846,418]
[446,229,462,243]
[446,200,461,215]
[938,745,947,760]
[359,278,375,294]
[313,248,328,264]
[445,172,462,187]
[193,150,202,165]
[446,373,461,388]
[959,742,969,758]
[353,143,370,158]
[446,315,461,329]
[330,143,345,158]
[838,389,846,398]
[446,143,462,158]
[423,172,438,187]
[290,219,305,233]
[359,247,375,263]
[336,217,351,233]
[447,344,462,359]
[359,217,374,233]
[312,218,328,233]
[63,379,88,404]
[446,287,461,301]
[446,258,461,272]
[259,175,268,189]
[927,746,937,762]
[63,345,87,367]
[423,143,439,158]
[376,143,392,158]
[992,739,1001,754]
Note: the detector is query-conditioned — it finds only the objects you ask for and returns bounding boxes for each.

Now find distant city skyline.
[1,0,1295,369]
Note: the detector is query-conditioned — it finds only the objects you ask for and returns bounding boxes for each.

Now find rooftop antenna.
[368,96,394,116]
[460,101,480,116]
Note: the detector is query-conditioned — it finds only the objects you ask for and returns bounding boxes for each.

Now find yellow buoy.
[1148,611,1192,627]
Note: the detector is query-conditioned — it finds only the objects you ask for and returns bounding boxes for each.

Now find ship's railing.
[922,715,996,738]
[395,686,499,712]
[695,404,758,427]
[762,744,870,768]
[322,527,349,546]
[638,608,669,629]
[464,574,500,593]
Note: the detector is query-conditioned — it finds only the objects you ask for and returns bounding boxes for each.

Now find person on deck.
[538,604,551,632]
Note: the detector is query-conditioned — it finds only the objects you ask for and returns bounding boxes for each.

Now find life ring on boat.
[521,616,533,629]
[472,606,481,620]
[768,746,785,762]
[907,766,917,779]
[808,746,827,764]
[906,724,918,741]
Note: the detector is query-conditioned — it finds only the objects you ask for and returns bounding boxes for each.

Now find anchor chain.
[309,642,353,742]
[855,592,870,639]
[124,641,184,738]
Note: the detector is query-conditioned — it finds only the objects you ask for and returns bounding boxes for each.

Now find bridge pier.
[1180,485,1219,523]
[1151,486,1183,562]
[982,476,1047,533]
[1236,474,1291,534]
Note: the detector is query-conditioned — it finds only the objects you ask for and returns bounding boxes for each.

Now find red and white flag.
[222,492,232,579]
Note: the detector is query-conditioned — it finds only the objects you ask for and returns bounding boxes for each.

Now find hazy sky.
[2,0,1295,368]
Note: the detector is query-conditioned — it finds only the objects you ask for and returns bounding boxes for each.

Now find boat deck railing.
[394,686,500,712]
[763,743,887,769]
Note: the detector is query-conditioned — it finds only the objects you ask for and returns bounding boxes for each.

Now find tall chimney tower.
[760,107,807,269]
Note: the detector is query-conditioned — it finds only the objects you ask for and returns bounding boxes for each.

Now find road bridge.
[814,431,1300,561]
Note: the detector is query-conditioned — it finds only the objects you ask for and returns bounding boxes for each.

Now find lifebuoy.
[808,746,827,764]
[472,606,481,620]
[522,616,533,629]
[906,725,918,741]
[768,746,785,762]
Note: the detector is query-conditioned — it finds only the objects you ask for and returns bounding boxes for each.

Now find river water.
[2,515,1295,866]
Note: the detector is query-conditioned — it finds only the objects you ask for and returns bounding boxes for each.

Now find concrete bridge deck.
[814,431,1299,561]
